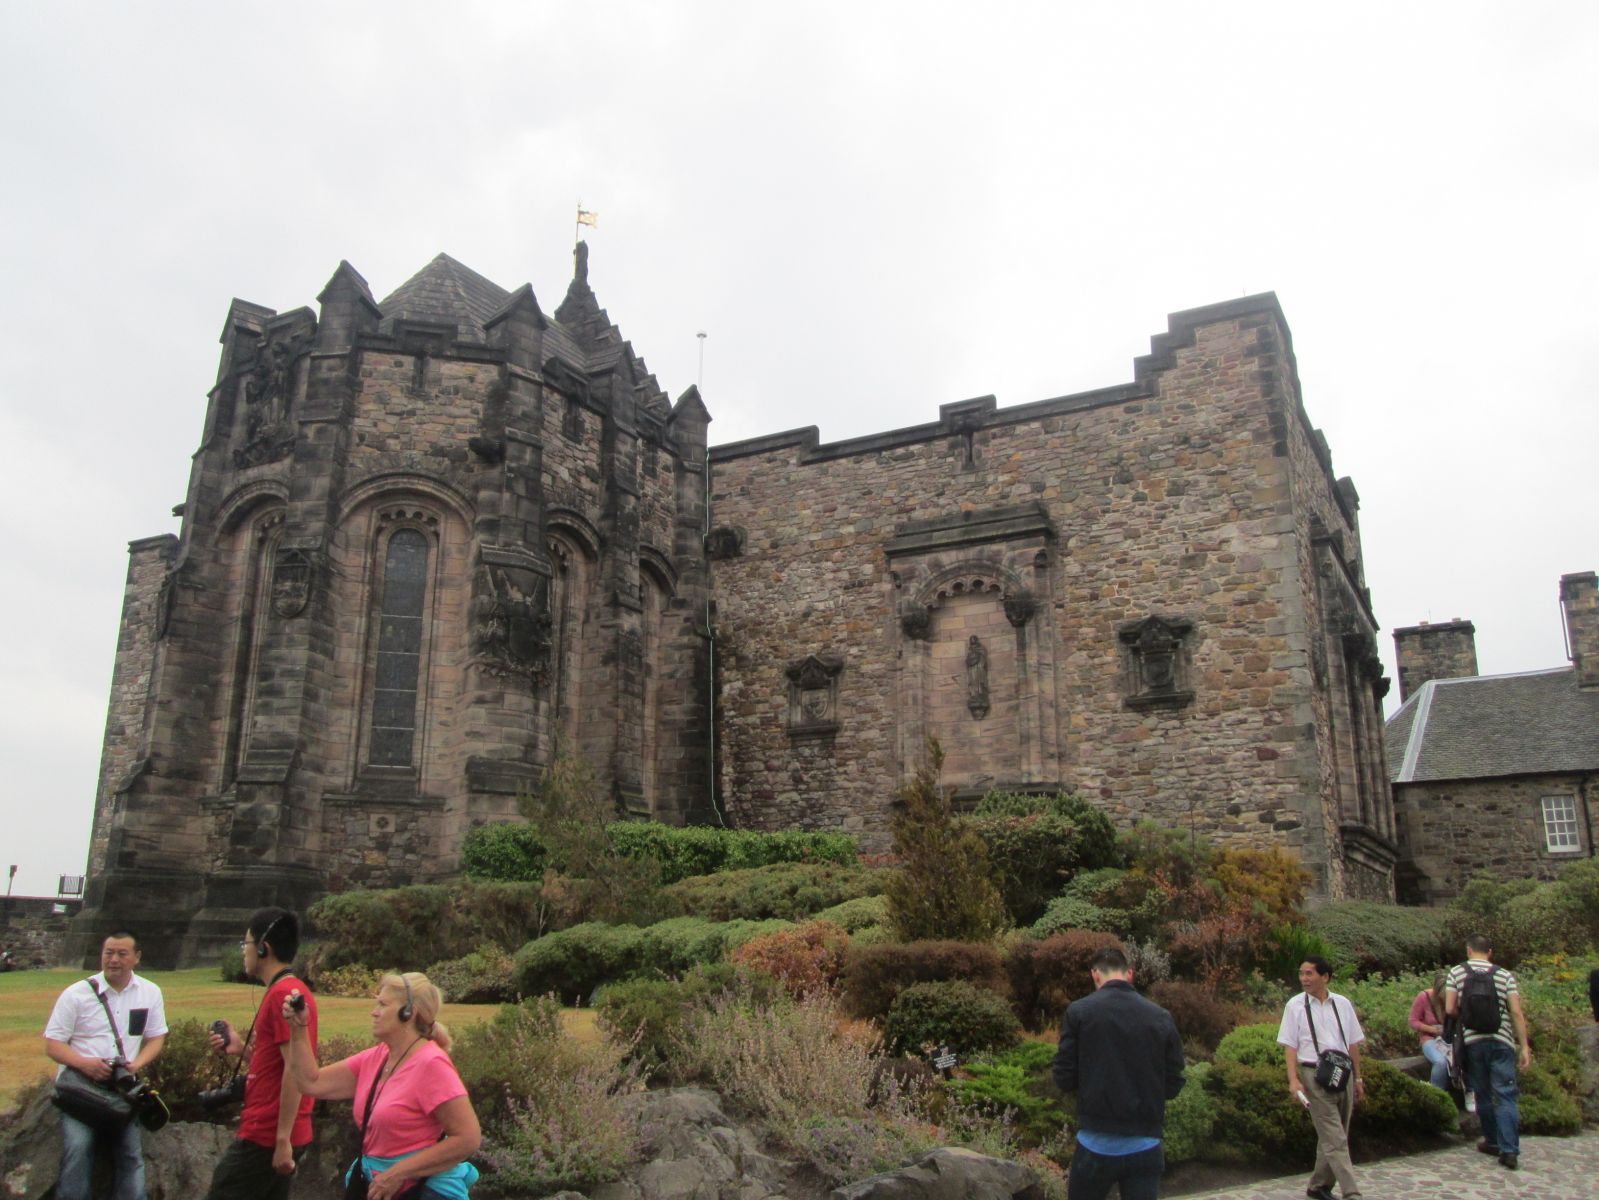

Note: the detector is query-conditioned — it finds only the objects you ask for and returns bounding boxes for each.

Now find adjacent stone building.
[78,246,1398,964]
[1386,572,1599,902]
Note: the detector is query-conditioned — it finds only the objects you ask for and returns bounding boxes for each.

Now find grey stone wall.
[1394,620,1479,701]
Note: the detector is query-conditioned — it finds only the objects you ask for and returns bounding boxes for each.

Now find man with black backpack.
[1445,934,1531,1171]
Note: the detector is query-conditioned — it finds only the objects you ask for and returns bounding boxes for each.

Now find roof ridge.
[1396,681,1435,783]
[1430,665,1574,686]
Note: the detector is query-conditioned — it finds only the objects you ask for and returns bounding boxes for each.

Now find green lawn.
[1,967,593,1111]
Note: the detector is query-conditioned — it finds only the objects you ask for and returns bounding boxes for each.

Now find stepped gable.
[378,252,511,343]
[551,241,669,412]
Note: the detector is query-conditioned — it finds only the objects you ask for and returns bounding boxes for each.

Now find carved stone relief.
[898,603,932,641]
[1118,615,1195,710]
[270,549,313,619]
[706,525,746,561]
[785,653,843,738]
[233,327,309,468]
[470,566,552,685]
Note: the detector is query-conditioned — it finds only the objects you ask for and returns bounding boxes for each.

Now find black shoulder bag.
[1306,993,1354,1094]
[51,980,169,1133]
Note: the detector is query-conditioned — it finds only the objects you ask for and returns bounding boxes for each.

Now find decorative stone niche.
[785,654,843,739]
[1118,615,1195,710]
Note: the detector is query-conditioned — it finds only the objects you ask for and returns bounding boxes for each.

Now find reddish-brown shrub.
[1004,930,1123,1031]
[841,939,1008,1019]
[1147,979,1251,1054]
[730,919,850,997]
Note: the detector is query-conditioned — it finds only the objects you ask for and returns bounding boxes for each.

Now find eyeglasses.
[238,940,253,951]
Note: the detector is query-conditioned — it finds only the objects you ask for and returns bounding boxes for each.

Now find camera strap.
[1304,992,1350,1055]
[215,967,300,1093]
[86,978,130,1065]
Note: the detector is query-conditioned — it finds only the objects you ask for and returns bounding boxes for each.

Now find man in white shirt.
[1277,956,1364,1200]
[43,931,168,1200]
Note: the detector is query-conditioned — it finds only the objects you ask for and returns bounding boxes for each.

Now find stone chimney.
[1393,619,1478,702]
[1561,571,1599,689]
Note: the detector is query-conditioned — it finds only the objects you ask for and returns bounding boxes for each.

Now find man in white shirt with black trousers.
[1277,955,1365,1200]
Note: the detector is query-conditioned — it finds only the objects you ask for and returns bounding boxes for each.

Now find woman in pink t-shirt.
[283,972,480,1199]
[1409,971,1451,1090]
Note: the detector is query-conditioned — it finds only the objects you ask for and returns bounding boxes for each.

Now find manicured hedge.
[461,821,547,882]
[664,862,887,922]
[512,915,791,1002]
[606,823,858,884]
[1305,901,1461,979]
[883,980,1021,1057]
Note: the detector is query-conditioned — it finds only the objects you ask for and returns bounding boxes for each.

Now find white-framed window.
[1540,794,1581,853]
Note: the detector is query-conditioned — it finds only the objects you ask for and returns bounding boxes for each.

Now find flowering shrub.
[730,920,850,996]
[456,997,645,1196]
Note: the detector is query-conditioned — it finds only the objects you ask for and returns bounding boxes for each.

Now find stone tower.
[77,246,714,966]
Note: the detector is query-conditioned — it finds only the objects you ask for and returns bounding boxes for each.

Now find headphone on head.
[253,913,289,959]
[398,974,415,1024]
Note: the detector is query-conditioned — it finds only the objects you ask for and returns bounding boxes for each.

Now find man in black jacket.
[1052,947,1186,1200]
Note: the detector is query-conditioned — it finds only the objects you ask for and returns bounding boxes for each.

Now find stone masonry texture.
[75,253,1397,965]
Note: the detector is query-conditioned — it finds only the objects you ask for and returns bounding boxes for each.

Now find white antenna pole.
[697,331,708,390]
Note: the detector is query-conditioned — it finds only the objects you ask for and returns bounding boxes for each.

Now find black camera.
[197,1078,246,1109]
[109,1061,152,1104]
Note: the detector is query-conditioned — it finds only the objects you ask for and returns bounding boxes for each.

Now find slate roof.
[1386,667,1599,783]
[378,253,511,343]
[373,252,666,414]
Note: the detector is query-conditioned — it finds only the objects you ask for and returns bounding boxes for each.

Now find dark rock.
[829,1147,1043,1200]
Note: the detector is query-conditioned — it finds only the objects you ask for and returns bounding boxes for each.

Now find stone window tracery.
[359,507,440,774]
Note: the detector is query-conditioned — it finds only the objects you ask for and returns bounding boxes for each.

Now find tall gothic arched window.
[369,528,430,767]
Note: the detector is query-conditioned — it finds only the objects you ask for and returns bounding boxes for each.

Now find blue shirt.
[1077,1130,1161,1156]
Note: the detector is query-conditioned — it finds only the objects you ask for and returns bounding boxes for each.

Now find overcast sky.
[2,3,1593,896]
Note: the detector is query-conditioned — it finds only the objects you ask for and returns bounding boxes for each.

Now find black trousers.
[202,1138,307,1200]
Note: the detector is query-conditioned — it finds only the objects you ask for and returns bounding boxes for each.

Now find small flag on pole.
[576,207,598,228]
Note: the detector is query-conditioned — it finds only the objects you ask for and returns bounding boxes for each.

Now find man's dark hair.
[1303,955,1333,979]
[103,930,139,950]
[247,907,299,963]
[1466,933,1492,955]
[1091,947,1130,974]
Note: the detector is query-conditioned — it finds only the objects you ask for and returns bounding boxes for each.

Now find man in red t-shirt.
[203,907,318,1200]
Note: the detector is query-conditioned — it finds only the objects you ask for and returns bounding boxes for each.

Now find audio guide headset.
[398,973,415,1023]
[252,913,288,959]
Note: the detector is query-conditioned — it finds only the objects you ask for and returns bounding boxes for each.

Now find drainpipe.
[703,444,725,826]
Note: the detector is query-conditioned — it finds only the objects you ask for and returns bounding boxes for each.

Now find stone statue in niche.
[270,549,313,619]
[470,567,552,685]
[234,328,307,468]
[966,635,990,719]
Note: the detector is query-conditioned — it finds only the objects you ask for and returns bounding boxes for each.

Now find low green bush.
[427,942,518,1004]
[664,862,887,922]
[512,923,644,1003]
[512,916,790,1002]
[308,880,547,971]
[1305,902,1457,979]
[1259,923,1340,988]
[216,944,250,984]
[1027,896,1118,940]
[813,894,890,932]
[1340,972,1436,1058]
[1204,1058,1317,1165]
[842,940,1009,1021]
[606,823,858,884]
[1213,1022,1284,1070]
[1162,1060,1216,1165]
[945,1040,1064,1148]
[884,980,1021,1058]
[1351,1057,1457,1140]
[1518,1064,1584,1135]
[971,791,1122,872]
[963,810,1086,926]
[462,821,547,882]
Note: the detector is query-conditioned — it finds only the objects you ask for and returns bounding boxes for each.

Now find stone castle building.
[79,245,1397,964]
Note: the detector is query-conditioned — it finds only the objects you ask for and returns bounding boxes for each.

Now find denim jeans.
[58,1111,146,1200]
[1421,1037,1451,1090]
[1067,1142,1164,1200]
[1465,1039,1520,1156]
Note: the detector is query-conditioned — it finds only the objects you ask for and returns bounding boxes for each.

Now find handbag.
[1305,993,1354,1093]
[51,1065,135,1133]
